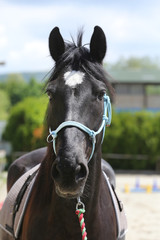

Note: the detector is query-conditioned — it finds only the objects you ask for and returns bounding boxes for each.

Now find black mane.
[48,31,114,97]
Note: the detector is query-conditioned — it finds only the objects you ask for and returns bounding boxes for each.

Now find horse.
[1,26,127,240]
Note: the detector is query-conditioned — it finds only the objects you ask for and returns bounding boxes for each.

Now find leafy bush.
[102,110,160,170]
[5,74,28,105]
[0,90,10,120]
[3,96,48,151]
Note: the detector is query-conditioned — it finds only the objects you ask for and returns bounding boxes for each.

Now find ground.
[116,173,160,240]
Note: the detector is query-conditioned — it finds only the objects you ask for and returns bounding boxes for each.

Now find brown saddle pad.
[0,164,40,239]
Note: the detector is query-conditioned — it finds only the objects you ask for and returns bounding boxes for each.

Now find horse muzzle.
[51,156,88,199]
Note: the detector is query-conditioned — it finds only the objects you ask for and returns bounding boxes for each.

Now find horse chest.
[86,209,117,240]
[22,220,116,240]
[22,220,81,240]
[21,206,82,240]
[21,202,116,240]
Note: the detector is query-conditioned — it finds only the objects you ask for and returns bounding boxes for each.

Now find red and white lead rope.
[76,198,87,240]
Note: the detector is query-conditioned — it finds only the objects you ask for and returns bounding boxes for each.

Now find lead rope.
[76,198,87,240]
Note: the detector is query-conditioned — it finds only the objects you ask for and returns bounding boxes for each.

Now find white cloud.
[23,41,48,58]
[0,25,5,34]
[0,37,8,48]
[7,40,52,72]
[0,24,8,48]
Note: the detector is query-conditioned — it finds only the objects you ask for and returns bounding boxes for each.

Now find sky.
[0,0,160,74]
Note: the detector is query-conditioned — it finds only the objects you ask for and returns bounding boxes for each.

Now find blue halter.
[47,94,112,162]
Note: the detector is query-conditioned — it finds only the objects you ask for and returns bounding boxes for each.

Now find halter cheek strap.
[47,94,112,162]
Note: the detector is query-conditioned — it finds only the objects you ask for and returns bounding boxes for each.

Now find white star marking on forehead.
[64,71,84,88]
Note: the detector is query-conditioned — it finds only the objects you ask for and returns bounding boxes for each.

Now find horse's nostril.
[52,163,60,180]
[52,160,87,184]
[75,164,87,183]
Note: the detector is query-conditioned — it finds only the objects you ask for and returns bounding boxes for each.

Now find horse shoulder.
[7,147,47,191]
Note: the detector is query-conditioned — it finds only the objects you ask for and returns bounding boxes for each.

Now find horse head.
[46,26,113,199]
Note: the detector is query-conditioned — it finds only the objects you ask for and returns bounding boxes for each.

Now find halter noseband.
[47,94,112,162]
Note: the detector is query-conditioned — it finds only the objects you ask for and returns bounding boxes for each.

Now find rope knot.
[103,115,110,126]
[89,130,96,144]
[76,208,85,215]
[103,115,108,122]
[90,130,95,138]
[51,131,57,139]
[103,94,109,103]
[47,130,57,143]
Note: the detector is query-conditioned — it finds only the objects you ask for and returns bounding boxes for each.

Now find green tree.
[24,78,44,97]
[5,74,27,105]
[0,90,11,120]
[3,96,48,151]
[3,74,45,106]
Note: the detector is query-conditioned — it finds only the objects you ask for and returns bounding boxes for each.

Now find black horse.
[4,26,127,240]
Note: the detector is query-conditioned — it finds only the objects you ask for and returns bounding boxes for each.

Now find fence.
[9,151,160,171]
[102,153,160,171]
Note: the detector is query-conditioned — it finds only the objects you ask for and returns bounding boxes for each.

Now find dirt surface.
[116,173,160,240]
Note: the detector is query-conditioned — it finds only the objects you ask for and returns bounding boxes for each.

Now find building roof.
[108,69,160,84]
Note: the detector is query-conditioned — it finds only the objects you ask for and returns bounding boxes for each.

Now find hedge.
[102,110,160,170]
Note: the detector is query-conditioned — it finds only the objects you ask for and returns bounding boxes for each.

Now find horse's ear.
[90,26,107,63]
[49,27,65,61]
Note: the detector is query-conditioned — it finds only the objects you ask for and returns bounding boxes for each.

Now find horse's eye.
[47,91,53,101]
[97,91,105,101]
